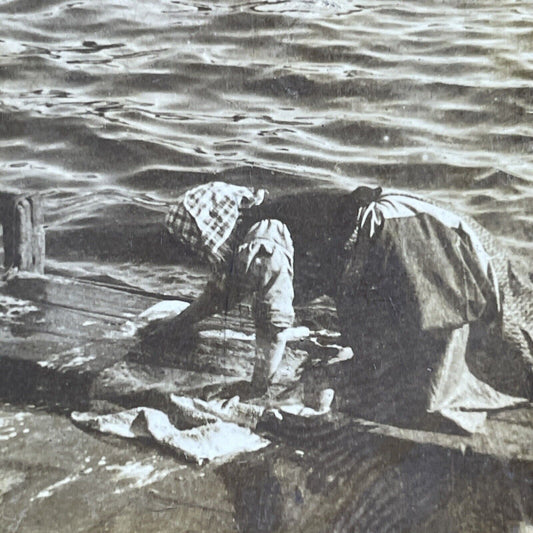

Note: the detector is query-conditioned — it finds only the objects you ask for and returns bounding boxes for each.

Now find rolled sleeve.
[236,220,295,329]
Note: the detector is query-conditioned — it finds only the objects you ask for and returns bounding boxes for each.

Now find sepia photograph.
[0,0,532,531]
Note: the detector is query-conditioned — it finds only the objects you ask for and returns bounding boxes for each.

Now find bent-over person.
[334,188,532,432]
[141,182,296,395]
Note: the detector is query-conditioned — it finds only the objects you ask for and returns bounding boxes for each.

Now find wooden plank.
[15,198,32,270]
[3,274,160,321]
[0,274,252,409]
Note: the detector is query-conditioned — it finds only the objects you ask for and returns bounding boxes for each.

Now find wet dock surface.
[1,273,533,532]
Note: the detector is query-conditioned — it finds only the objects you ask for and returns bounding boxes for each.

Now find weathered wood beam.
[0,191,45,274]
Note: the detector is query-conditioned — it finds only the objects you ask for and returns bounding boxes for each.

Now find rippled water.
[1,0,532,292]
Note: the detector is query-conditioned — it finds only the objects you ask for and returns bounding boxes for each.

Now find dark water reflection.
[1,0,532,293]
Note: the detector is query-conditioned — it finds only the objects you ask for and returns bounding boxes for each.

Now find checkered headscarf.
[166,182,266,264]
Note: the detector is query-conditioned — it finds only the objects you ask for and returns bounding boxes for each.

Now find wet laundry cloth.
[72,403,269,465]
[170,394,266,428]
[71,394,331,464]
[336,190,530,433]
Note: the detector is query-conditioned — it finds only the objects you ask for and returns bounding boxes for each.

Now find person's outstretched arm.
[250,326,288,395]
[138,279,229,356]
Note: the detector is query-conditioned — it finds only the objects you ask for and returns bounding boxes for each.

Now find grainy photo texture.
[0,1,532,532]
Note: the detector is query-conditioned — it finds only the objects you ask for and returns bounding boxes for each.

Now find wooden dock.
[1,270,532,531]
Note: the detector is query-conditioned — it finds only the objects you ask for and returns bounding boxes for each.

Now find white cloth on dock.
[170,394,266,429]
[72,400,269,465]
[70,391,333,464]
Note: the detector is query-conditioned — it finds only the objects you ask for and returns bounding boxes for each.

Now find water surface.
[1,0,532,291]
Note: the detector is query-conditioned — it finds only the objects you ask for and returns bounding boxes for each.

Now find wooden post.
[0,191,45,274]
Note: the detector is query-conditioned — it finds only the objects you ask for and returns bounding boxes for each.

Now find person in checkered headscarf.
[144,181,297,395]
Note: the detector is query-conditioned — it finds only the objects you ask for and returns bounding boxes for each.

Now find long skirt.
[335,201,532,432]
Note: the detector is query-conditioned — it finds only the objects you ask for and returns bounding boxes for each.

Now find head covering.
[166,181,266,264]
